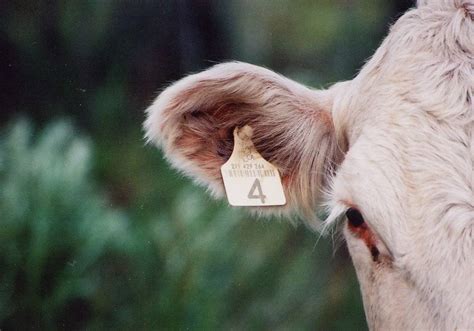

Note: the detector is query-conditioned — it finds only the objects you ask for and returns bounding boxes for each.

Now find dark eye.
[346,208,364,227]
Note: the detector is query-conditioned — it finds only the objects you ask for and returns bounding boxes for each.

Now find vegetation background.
[0,1,413,330]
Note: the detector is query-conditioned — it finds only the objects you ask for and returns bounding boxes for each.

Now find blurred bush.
[0,120,365,330]
[0,120,128,329]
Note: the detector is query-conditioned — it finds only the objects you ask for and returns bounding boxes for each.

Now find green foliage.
[0,120,128,329]
[0,120,366,330]
[232,0,391,85]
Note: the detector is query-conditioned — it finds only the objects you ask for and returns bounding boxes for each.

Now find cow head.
[145,1,473,328]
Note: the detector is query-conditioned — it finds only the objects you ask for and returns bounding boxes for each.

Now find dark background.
[0,1,413,330]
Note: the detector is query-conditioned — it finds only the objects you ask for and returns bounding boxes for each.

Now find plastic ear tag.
[220,126,286,206]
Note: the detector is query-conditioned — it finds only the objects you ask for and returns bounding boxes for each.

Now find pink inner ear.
[170,96,299,183]
[172,103,247,181]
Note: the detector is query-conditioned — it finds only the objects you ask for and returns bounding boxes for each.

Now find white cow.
[145,1,473,329]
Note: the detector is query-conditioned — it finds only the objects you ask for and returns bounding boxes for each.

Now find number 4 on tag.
[247,178,266,203]
[220,126,286,206]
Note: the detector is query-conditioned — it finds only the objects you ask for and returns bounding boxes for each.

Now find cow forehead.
[333,5,473,130]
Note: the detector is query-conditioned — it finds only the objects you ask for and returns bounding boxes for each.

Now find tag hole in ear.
[346,208,364,227]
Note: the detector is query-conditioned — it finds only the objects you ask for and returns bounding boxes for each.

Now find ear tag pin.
[220,126,286,206]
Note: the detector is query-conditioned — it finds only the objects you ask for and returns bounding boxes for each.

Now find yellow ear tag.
[220,126,286,206]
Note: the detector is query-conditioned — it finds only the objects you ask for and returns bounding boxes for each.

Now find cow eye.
[346,208,364,227]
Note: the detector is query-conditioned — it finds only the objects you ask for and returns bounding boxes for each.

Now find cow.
[144,1,473,329]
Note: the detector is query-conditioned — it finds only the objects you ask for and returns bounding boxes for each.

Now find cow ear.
[144,62,341,223]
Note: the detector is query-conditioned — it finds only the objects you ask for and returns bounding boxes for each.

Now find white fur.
[327,1,473,329]
[145,0,473,329]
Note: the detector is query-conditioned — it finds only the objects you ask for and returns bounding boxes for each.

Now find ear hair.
[144,62,341,227]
